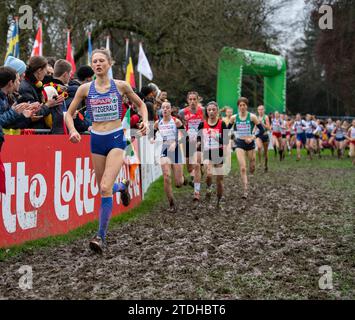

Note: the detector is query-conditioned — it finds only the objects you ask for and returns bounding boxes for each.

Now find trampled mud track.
[0,164,354,300]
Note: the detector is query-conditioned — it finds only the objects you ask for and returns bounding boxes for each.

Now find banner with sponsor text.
[0,136,142,248]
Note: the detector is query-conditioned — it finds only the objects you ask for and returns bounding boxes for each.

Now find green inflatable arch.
[217,47,286,114]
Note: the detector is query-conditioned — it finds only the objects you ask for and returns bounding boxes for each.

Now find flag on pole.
[125,57,136,89]
[87,32,92,66]
[137,42,153,81]
[4,17,20,62]
[31,21,43,57]
[124,38,136,88]
[106,35,113,79]
[124,38,129,74]
[66,30,76,78]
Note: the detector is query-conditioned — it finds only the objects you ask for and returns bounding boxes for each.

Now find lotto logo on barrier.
[0,136,142,248]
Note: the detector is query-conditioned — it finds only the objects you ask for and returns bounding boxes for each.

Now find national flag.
[124,39,136,88]
[106,35,113,79]
[87,32,92,66]
[125,57,136,89]
[31,21,43,57]
[66,30,76,78]
[137,42,153,81]
[4,18,20,62]
[124,38,129,74]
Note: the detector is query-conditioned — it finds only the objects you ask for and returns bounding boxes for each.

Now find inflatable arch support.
[217,47,286,113]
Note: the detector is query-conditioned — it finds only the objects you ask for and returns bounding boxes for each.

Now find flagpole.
[15,17,19,58]
[106,35,113,79]
[138,41,142,91]
[14,17,20,59]
[38,20,42,56]
[139,72,142,91]
[124,38,129,75]
[87,32,91,66]
[125,38,129,62]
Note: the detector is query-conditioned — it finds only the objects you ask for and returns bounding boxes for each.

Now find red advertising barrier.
[0,136,142,248]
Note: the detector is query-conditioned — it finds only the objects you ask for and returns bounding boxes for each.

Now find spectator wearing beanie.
[4,56,26,80]
[4,56,28,111]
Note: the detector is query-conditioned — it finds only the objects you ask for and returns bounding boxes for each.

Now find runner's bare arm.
[265,116,271,131]
[153,120,159,138]
[175,118,187,144]
[174,118,183,128]
[154,120,159,130]
[150,120,159,144]
[346,128,352,141]
[65,83,90,143]
[251,113,261,126]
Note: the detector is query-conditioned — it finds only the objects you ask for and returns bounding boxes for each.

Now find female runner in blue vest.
[230,97,265,199]
[65,49,149,254]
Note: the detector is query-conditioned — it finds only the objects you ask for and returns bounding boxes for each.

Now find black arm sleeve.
[197,122,203,144]
[256,123,265,137]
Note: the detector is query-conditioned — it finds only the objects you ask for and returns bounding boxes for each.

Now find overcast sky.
[270,0,309,54]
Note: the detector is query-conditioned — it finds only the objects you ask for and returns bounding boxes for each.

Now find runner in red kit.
[179,91,205,202]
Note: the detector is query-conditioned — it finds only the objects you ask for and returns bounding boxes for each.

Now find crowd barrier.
[0,135,162,248]
[139,136,163,198]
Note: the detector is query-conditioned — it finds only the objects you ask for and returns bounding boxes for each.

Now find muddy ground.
[0,158,354,300]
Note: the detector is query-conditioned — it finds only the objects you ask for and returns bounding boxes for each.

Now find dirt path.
[0,165,354,300]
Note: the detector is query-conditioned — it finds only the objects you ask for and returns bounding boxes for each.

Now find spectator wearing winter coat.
[18,56,64,130]
[0,66,40,149]
[47,59,72,134]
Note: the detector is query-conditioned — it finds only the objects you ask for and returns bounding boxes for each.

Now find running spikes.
[89,235,105,255]
[193,192,200,202]
[167,200,177,213]
[216,197,224,210]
